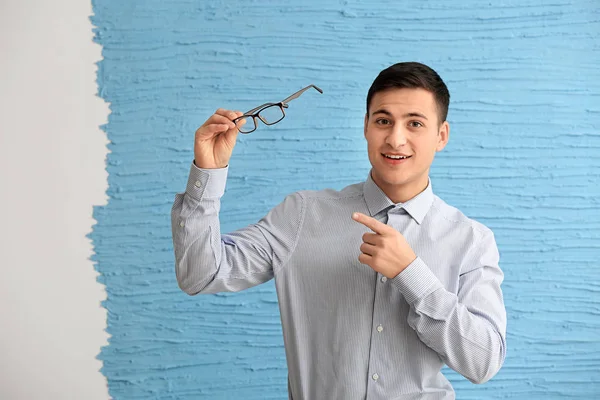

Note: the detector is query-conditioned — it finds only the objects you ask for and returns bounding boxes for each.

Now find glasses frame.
[232,84,323,134]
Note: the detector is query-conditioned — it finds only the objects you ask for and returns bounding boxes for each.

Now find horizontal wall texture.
[91,0,600,398]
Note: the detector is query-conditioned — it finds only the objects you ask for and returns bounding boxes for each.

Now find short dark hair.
[366,62,450,123]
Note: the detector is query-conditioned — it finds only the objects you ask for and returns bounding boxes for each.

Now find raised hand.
[194,108,246,169]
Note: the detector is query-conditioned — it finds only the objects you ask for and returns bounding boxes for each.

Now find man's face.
[364,88,449,202]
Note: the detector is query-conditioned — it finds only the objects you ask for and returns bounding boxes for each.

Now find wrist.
[392,253,417,278]
[193,159,227,169]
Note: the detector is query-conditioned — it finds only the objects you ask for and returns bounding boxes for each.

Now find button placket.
[366,258,386,392]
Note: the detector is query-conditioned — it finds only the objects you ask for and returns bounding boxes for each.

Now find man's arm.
[171,163,304,295]
[392,231,507,384]
[352,212,506,384]
[171,108,304,295]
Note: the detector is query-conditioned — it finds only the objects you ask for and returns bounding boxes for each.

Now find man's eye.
[409,121,423,128]
[376,119,391,125]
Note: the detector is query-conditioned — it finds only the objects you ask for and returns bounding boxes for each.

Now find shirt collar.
[363,171,434,225]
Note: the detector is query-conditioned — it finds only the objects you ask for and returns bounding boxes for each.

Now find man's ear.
[364,113,369,138]
[436,121,450,152]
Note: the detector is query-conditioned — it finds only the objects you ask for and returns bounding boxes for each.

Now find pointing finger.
[352,212,390,235]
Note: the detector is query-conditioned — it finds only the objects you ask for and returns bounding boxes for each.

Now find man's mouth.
[382,154,412,160]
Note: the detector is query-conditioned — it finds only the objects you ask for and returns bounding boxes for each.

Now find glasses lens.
[236,116,256,133]
[258,105,284,125]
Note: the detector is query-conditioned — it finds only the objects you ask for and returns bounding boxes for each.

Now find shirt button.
[381,276,387,283]
[376,325,383,333]
[194,180,201,188]
[179,221,185,227]
[372,373,379,381]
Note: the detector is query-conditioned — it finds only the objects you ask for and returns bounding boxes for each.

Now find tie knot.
[388,206,406,216]
[386,207,411,234]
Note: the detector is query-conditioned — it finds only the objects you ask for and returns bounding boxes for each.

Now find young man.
[171,62,507,399]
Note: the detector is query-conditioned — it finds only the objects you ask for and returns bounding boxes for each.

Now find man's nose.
[385,126,408,148]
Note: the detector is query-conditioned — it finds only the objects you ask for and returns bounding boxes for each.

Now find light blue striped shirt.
[171,163,507,400]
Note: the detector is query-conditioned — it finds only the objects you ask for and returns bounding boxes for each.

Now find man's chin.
[373,172,412,188]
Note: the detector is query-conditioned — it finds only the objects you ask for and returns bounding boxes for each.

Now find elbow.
[174,241,221,295]
[175,256,207,296]
[466,342,506,384]
[177,276,200,296]
[468,370,496,385]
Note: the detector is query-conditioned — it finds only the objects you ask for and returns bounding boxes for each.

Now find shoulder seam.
[298,190,364,202]
[430,199,490,236]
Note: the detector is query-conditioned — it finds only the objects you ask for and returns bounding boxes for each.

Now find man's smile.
[382,153,412,160]
[382,153,413,164]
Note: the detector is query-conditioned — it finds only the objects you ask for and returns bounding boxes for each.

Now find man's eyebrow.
[371,109,393,117]
[404,112,428,120]
[371,109,429,120]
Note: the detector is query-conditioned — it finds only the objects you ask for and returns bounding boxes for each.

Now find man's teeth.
[384,154,410,160]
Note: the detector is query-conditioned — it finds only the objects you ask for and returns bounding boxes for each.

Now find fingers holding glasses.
[215,108,243,122]
[216,109,250,134]
[197,110,243,139]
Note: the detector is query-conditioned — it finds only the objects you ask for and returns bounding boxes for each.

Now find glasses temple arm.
[280,84,323,105]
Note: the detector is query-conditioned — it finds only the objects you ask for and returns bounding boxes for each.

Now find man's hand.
[352,212,417,279]
[194,109,246,169]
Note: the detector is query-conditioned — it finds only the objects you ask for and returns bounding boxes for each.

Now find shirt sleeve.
[391,230,507,384]
[171,162,305,295]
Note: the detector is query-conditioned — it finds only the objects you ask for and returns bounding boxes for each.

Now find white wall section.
[0,0,110,398]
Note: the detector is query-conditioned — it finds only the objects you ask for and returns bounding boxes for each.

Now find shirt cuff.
[185,162,228,200]
[391,257,444,304]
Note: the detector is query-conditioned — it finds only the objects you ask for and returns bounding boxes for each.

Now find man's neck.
[371,172,429,204]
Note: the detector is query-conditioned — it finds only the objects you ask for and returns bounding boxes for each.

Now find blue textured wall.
[91,1,600,398]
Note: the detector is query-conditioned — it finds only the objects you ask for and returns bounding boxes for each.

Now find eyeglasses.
[232,84,323,134]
